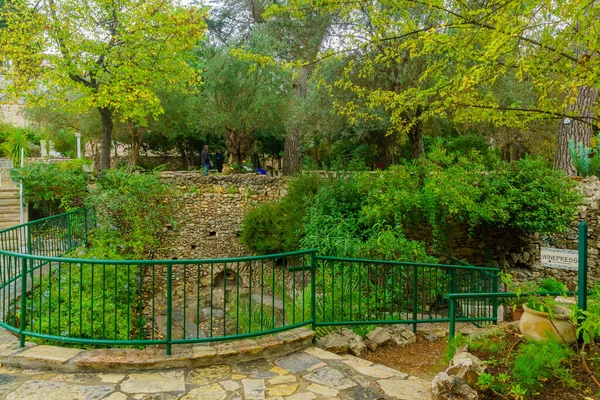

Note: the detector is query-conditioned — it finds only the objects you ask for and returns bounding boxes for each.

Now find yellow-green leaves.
[0,0,207,125]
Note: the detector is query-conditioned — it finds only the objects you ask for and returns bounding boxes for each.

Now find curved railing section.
[0,210,499,354]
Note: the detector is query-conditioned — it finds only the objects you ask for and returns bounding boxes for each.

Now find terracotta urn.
[519,304,576,344]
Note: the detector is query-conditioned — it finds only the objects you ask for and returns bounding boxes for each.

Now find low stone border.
[0,327,315,373]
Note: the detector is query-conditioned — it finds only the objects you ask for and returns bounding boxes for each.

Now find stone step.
[0,199,20,205]
[0,191,19,200]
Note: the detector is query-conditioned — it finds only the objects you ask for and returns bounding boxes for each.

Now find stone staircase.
[0,187,21,231]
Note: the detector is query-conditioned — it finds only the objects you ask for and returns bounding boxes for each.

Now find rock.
[430,372,478,400]
[365,327,392,351]
[342,328,367,356]
[385,325,416,347]
[316,333,348,355]
[450,352,486,386]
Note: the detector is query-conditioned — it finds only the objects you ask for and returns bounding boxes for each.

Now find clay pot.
[519,304,576,344]
[512,307,525,321]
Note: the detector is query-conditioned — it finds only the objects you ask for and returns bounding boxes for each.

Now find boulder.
[316,328,366,356]
[386,325,416,347]
[317,332,349,355]
[449,352,486,387]
[430,372,478,400]
[365,327,392,351]
[341,328,366,356]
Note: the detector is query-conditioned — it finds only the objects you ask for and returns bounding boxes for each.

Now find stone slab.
[180,384,227,400]
[73,347,192,371]
[15,345,83,364]
[120,371,186,394]
[303,367,355,390]
[377,378,430,400]
[5,380,114,400]
[242,378,265,400]
[186,365,231,385]
[275,352,322,374]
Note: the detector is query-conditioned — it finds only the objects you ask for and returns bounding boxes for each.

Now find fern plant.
[568,134,600,177]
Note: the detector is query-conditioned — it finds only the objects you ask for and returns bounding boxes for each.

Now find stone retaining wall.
[160,172,600,290]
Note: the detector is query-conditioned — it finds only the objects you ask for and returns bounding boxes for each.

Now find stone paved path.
[0,346,431,400]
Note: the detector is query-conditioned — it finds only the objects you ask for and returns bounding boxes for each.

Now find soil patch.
[360,336,448,380]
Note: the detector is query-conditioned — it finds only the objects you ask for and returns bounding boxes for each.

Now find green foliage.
[569,135,600,177]
[23,249,142,345]
[512,339,577,393]
[241,174,321,254]
[85,169,177,259]
[574,285,600,344]
[11,159,92,216]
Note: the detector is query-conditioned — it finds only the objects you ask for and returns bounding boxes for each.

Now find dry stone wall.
[159,172,289,261]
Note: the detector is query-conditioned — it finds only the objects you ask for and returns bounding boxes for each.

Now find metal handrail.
[0,209,502,354]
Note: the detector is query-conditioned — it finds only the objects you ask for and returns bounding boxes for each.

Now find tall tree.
[196,34,291,164]
[0,0,206,172]
[291,0,600,175]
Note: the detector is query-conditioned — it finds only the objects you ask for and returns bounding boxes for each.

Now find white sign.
[541,247,578,271]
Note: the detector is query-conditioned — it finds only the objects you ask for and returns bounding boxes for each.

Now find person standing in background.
[215,149,225,173]
[201,145,210,176]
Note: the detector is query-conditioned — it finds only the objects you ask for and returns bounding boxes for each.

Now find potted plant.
[502,274,576,343]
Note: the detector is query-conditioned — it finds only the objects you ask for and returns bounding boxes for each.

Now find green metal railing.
[314,256,499,331]
[0,209,503,354]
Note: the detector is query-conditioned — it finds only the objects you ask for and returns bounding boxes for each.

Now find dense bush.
[241,174,321,254]
[242,146,580,259]
[85,169,178,259]
[11,159,92,216]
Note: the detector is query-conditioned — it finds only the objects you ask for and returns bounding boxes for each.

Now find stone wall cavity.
[159,172,289,260]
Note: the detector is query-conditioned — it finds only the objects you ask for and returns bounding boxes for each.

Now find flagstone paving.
[0,347,431,399]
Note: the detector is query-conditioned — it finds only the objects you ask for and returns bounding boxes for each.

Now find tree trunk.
[98,107,113,173]
[408,106,424,159]
[283,67,310,176]
[553,86,599,175]
[126,122,143,172]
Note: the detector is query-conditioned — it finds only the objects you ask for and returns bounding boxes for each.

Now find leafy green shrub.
[241,174,321,254]
[23,249,142,344]
[85,169,177,259]
[538,277,567,293]
[11,159,92,216]
[512,339,577,393]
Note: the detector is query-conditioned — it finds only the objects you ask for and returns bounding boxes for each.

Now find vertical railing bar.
[166,263,172,355]
[19,257,27,347]
[310,252,316,332]
[183,264,187,339]
[281,257,286,328]
[114,264,118,340]
[223,262,227,337]
[210,263,213,338]
[196,264,200,339]
[102,264,106,339]
[261,259,265,332]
